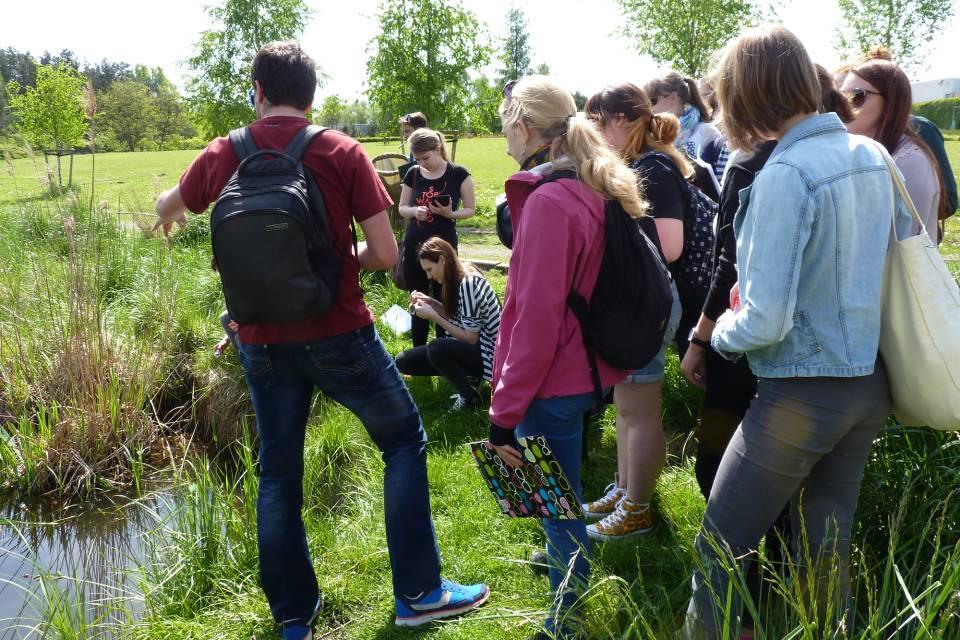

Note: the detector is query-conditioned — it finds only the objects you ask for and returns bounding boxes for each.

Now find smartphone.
[432,195,451,207]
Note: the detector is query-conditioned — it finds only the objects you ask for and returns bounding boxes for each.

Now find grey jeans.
[685,359,891,638]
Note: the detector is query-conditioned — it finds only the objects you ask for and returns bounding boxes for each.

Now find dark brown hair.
[815,64,854,123]
[400,111,428,129]
[714,26,821,151]
[849,58,949,221]
[251,41,317,111]
[585,83,691,177]
[644,71,713,123]
[417,237,474,317]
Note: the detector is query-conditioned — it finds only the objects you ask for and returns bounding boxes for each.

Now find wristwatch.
[687,326,711,350]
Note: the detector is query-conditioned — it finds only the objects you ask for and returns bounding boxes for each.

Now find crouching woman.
[395,237,502,412]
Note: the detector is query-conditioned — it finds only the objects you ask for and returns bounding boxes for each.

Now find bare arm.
[654,217,684,264]
[357,211,398,271]
[449,176,476,220]
[398,184,426,220]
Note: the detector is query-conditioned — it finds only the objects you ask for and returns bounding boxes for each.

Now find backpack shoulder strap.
[536,169,578,188]
[228,127,258,162]
[283,124,328,161]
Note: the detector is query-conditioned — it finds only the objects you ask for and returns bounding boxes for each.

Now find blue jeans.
[516,392,595,633]
[238,324,441,628]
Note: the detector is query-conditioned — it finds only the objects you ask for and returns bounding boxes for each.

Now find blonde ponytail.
[499,76,648,218]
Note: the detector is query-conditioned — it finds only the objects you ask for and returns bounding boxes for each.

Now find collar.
[770,113,846,161]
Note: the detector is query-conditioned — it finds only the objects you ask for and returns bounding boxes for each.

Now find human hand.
[681,343,707,388]
[729,282,741,312]
[428,199,453,219]
[412,299,439,321]
[490,442,524,469]
[151,211,188,237]
[415,206,430,222]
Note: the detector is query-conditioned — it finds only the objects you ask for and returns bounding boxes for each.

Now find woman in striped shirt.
[395,237,502,412]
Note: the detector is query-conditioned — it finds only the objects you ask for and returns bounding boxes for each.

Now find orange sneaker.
[581,483,625,519]
[586,498,653,540]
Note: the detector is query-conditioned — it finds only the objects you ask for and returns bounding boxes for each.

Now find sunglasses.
[248,87,256,108]
[845,88,882,109]
[503,79,518,99]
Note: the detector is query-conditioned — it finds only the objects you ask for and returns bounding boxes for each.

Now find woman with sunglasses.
[398,128,476,347]
[644,71,728,185]
[683,26,912,637]
[489,76,640,640]
[578,83,683,541]
[841,59,947,244]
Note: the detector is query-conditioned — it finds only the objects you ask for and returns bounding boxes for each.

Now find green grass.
[1,139,960,639]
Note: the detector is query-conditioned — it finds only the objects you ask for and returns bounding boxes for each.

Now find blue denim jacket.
[711,113,913,378]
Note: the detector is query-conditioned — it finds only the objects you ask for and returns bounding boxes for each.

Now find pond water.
[0,491,171,639]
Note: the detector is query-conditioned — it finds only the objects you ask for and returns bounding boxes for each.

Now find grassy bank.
[0,141,959,638]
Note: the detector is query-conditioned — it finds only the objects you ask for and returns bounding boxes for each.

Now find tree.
[367,0,491,130]
[39,49,80,72]
[97,80,156,151]
[835,0,954,73]
[534,63,551,76]
[186,0,312,138]
[152,83,193,150]
[572,91,587,111]
[616,0,771,77]
[317,95,344,128]
[0,48,37,92]
[84,58,133,93]
[465,76,502,134]
[498,6,532,86]
[8,63,87,150]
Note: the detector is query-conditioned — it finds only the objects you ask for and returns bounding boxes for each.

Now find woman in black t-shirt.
[398,129,476,346]
[577,83,689,541]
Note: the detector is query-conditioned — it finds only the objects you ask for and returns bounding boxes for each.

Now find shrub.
[913,97,960,130]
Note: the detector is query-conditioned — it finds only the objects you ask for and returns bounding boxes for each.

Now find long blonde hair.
[585,83,692,178]
[499,76,648,218]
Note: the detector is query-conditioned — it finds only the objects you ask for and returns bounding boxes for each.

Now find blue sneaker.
[395,578,490,626]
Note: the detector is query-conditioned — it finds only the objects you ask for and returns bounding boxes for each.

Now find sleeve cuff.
[488,421,516,446]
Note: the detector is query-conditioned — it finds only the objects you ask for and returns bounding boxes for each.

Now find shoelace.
[449,394,467,411]
[590,483,622,508]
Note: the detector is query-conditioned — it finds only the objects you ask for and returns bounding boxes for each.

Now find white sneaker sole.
[394,587,490,627]
[586,525,653,541]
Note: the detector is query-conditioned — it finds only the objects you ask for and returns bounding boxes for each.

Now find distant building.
[911,78,960,103]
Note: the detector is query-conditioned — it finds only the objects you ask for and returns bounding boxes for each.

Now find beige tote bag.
[878,148,960,430]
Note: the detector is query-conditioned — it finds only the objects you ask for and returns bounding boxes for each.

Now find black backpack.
[636,152,718,312]
[210,125,343,324]
[537,171,674,406]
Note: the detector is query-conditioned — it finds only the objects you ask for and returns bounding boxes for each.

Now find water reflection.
[0,491,170,639]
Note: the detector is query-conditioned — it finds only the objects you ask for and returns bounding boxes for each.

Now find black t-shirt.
[629,154,687,264]
[402,162,470,242]
[630,154,686,222]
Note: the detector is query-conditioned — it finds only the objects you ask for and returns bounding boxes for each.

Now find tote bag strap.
[874,142,926,242]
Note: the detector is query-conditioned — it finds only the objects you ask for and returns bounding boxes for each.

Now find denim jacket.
[711,113,913,378]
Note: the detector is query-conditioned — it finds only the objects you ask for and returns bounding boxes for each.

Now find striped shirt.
[452,272,502,381]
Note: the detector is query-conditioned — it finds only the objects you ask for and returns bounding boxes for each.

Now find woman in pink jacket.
[487,76,643,639]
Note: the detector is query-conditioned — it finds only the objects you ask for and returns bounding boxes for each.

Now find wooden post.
[57,153,63,189]
[68,153,74,188]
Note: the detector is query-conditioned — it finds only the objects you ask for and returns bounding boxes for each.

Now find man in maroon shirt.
[153,41,488,640]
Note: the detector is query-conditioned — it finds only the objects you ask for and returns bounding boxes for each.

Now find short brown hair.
[815,64,854,123]
[714,26,820,151]
[400,112,428,129]
[251,41,317,111]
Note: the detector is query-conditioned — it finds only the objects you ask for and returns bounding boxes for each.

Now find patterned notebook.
[469,436,584,520]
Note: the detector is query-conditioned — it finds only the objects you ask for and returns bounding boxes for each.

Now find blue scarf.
[677,104,702,158]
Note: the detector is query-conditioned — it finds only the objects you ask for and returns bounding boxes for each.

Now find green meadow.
[0,137,958,638]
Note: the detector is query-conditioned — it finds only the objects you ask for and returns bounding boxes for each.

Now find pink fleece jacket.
[489,168,630,430]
